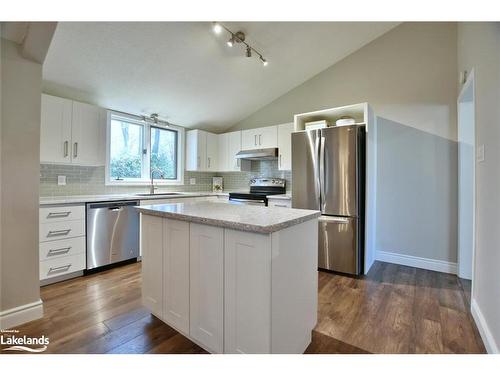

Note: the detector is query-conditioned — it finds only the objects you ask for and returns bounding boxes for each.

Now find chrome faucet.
[150,168,164,194]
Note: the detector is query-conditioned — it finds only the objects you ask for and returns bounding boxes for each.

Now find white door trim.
[457,69,476,283]
[0,299,43,329]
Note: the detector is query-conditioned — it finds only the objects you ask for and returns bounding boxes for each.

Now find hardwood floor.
[1,261,485,354]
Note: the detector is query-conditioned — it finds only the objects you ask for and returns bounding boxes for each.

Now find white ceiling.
[43,22,399,132]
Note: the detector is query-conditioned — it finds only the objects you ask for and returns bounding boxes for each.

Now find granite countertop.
[266,194,292,200]
[39,192,229,206]
[137,201,320,234]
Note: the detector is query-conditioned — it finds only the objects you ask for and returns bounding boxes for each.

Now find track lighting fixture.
[211,22,268,66]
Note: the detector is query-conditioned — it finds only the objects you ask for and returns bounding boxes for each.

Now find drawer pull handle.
[48,247,72,256]
[47,211,71,218]
[48,264,72,274]
[274,204,288,208]
[47,229,71,237]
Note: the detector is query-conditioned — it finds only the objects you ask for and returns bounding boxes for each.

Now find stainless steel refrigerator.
[292,125,365,275]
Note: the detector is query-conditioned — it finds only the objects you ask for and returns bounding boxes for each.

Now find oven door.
[228,197,267,206]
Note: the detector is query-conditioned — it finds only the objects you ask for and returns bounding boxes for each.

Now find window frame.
[105,111,184,186]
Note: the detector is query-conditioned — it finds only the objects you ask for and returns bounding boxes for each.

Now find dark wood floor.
[2,261,485,354]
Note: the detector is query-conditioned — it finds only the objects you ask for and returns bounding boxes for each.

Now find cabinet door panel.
[71,102,105,166]
[218,133,229,171]
[190,223,224,353]
[40,94,73,164]
[141,215,163,318]
[163,219,190,335]
[224,229,271,353]
[278,123,294,171]
[206,132,219,171]
[259,126,278,148]
[227,131,242,171]
[241,129,258,150]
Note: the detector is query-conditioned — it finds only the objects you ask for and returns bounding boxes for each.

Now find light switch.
[477,145,485,163]
[58,175,67,186]
[190,178,196,185]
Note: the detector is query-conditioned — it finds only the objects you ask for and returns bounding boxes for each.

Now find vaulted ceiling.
[43,22,399,132]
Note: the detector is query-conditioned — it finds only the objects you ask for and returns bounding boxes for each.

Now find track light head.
[261,57,268,66]
[227,35,234,47]
[246,46,252,58]
[213,22,222,34]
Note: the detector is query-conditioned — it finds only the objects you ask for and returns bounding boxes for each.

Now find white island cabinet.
[138,201,320,354]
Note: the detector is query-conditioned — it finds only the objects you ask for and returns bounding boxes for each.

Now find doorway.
[457,69,476,281]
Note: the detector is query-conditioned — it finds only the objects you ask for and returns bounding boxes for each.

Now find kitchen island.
[137,201,320,354]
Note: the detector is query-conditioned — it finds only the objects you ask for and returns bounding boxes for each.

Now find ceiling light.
[213,22,222,34]
[211,22,268,67]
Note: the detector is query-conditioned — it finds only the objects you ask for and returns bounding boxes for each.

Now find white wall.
[457,22,500,354]
[0,38,43,326]
[229,22,459,268]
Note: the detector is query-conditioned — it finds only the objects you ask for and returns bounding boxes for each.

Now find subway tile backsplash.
[39,160,291,196]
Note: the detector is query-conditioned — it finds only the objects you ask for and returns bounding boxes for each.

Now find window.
[106,112,184,185]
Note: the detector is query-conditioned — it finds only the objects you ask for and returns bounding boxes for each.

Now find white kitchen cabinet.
[218,133,229,172]
[40,94,105,166]
[189,223,224,353]
[224,229,272,353]
[185,129,218,171]
[277,122,294,171]
[217,131,250,172]
[206,132,219,171]
[241,126,278,150]
[141,214,164,318]
[163,219,190,335]
[40,94,73,164]
[71,101,106,166]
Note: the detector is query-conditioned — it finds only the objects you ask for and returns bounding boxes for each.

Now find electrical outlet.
[477,144,485,163]
[58,175,67,186]
[190,178,196,185]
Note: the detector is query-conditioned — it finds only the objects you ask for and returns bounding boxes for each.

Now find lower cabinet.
[224,229,271,353]
[140,215,317,354]
[189,223,224,353]
[163,219,190,336]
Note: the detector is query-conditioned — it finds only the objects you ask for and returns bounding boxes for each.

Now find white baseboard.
[471,298,499,354]
[0,299,43,330]
[376,250,458,274]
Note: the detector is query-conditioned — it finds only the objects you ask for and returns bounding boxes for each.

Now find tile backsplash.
[40,160,291,196]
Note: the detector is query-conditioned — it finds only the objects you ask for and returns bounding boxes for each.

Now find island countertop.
[137,201,320,234]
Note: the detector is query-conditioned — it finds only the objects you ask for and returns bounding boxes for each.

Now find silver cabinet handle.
[274,204,288,208]
[48,247,71,256]
[47,229,71,237]
[279,154,282,167]
[259,134,262,145]
[254,135,257,146]
[48,264,72,274]
[197,156,200,168]
[73,142,78,158]
[208,157,211,168]
[64,141,69,157]
[47,211,71,218]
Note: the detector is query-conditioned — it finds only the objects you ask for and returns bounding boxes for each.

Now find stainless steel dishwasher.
[86,200,140,270]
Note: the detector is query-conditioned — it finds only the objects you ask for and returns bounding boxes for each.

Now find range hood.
[235,148,278,160]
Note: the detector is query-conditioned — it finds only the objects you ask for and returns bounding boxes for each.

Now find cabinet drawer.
[40,220,85,242]
[40,253,86,280]
[268,200,291,208]
[40,205,85,223]
[39,237,85,261]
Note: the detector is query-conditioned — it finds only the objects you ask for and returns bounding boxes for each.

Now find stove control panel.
[249,177,286,188]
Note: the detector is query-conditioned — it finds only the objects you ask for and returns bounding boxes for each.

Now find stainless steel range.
[229,178,286,206]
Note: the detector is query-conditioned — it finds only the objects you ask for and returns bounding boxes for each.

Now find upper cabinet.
[217,131,250,172]
[40,94,105,166]
[277,123,294,171]
[186,129,219,172]
[241,125,278,150]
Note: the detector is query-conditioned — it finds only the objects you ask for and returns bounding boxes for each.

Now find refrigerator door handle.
[319,135,326,210]
[319,216,350,224]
